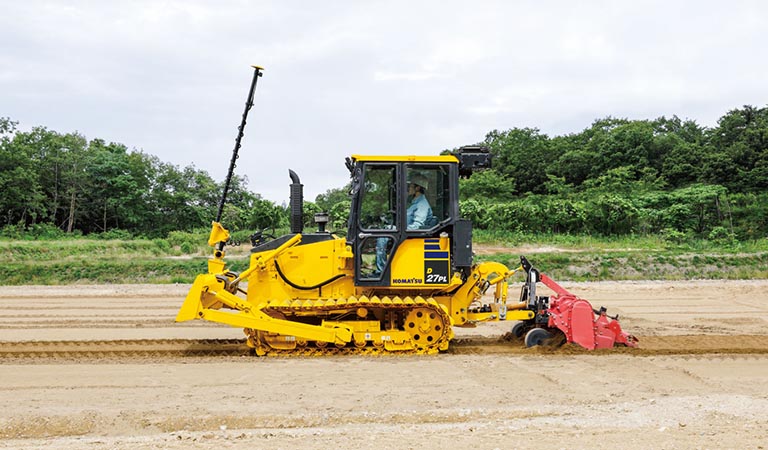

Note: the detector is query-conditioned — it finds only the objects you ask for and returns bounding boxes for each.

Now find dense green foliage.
[1,104,767,241]
[0,117,285,238]
[459,106,768,240]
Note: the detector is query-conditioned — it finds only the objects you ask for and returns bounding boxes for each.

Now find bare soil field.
[1,281,768,449]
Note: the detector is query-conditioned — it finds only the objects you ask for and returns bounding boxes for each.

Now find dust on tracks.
[3,334,768,363]
[455,334,768,356]
[0,339,247,362]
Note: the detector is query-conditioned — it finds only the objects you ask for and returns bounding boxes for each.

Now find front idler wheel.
[524,327,554,348]
[511,322,527,339]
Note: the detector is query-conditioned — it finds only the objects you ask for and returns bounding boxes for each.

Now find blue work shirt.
[407,195,433,229]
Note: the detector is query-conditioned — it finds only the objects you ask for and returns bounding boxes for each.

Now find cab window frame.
[404,162,452,233]
[358,163,400,232]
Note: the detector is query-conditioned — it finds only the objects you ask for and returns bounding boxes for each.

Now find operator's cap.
[408,174,429,191]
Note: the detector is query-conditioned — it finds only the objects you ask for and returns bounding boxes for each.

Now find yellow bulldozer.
[175,66,637,355]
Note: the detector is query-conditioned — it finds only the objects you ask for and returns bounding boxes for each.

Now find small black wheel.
[524,328,554,348]
[511,322,527,339]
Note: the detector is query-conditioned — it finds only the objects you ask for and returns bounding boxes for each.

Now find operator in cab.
[374,173,435,275]
[406,174,434,230]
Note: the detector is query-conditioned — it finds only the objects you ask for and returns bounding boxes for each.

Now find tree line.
[1,104,766,240]
[458,106,768,240]
[0,117,283,238]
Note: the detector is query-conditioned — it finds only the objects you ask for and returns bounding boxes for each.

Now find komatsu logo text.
[392,278,423,284]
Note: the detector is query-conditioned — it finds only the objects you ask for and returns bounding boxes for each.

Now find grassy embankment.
[1,229,767,285]
[473,230,768,281]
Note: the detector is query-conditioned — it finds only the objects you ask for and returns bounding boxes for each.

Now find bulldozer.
[175,66,637,355]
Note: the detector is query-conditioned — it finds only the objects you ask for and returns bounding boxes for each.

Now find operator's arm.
[407,198,429,230]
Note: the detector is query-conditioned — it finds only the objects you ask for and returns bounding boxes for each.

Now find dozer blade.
[176,274,353,346]
[176,275,208,322]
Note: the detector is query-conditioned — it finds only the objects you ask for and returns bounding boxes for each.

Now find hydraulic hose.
[274,260,346,293]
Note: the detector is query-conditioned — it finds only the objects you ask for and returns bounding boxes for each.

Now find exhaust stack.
[289,169,303,234]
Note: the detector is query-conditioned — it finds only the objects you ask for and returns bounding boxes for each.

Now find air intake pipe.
[289,169,303,234]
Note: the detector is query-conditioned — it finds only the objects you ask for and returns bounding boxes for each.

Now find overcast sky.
[2,1,767,203]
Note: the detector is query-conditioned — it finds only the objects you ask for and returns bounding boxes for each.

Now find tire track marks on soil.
[2,335,768,362]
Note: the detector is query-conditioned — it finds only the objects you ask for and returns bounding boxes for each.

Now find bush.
[26,223,66,239]
[329,199,351,231]
[660,228,688,244]
[167,230,203,247]
[179,241,197,254]
[0,223,25,239]
[152,238,171,254]
[459,199,489,229]
[708,226,737,246]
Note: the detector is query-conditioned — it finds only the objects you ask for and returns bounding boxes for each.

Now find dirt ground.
[1,280,768,449]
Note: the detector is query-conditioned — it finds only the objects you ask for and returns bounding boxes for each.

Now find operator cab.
[346,147,490,288]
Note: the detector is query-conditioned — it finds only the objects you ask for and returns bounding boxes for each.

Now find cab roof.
[350,154,459,163]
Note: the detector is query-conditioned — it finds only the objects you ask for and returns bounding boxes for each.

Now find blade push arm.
[176,273,353,345]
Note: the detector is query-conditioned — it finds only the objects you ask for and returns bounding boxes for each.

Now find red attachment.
[539,273,638,350]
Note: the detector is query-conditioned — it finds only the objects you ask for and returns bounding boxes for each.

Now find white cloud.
[2,0,767,202]
[373,71,445,82]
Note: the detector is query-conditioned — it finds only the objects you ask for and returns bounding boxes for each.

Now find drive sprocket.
[404,307,447,352]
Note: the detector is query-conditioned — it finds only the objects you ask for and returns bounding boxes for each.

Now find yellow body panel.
[245,236,355,305]
[389,238,451,288]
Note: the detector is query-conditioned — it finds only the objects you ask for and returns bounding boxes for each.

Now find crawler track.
[0,339,247,359]
[3,334,768,361]
[456,334,768,356]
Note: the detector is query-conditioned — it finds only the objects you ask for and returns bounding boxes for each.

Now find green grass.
[1,231,767,285]
[0,236,252,285]
[473,229,768,251]
[473,231,768,281]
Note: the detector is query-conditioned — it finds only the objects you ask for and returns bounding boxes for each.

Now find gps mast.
[208,65,264,272]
